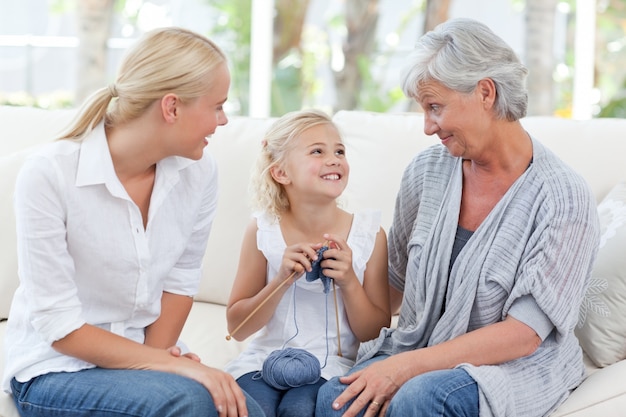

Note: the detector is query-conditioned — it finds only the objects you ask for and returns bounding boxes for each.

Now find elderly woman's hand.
[333,354,411,417]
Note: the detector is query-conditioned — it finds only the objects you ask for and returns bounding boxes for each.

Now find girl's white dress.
[225,209,382,381]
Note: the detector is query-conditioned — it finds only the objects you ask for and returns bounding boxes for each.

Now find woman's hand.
[171,356,249,417]
[164,346,248,416]
[52,325,249,417]
[167,345,201,362]
[332,355,409,417]
[332,316,543,416]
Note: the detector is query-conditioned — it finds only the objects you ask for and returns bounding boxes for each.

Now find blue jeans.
[238,371,327,417]
[315,354,479,417]
[11,368,265,417]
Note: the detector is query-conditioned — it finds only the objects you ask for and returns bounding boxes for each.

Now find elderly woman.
[315,18,600,417]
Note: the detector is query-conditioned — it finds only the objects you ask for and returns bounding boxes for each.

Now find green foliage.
[598,96,626,118]
[594,3,626,117]
[0,91,74,109]
[355,2,422,112]
[598,77,626,118]
[48,0,73,13]
[204,0,252,115]
[357,55,404,112]
[271,65,303,117]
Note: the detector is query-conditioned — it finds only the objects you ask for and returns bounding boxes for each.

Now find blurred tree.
[424,0,450,32]
[525,0,558,116]
[406,0,449,112]
[596,0,626,117]
[208,0,312,116]
[333,0,380,111]
[272,0,311,115]
[206,0,253,115]
[76,0,115,102]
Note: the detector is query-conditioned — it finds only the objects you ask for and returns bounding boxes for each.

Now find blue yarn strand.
[259,245,333,390]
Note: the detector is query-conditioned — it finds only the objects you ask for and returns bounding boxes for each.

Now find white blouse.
[2,123,218,392]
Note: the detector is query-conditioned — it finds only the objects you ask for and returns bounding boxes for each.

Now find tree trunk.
[407,0,450,112]
[273,0,310,64]
[270,0,310,114]
[423,0,451,32]
[76,0,115,103]
[333,0,379,112]
[525,0,558,116]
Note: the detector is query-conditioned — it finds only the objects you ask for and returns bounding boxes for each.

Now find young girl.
[225,109,390,417]
[3,27,263,417]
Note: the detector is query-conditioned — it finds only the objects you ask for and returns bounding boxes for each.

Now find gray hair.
[402,18,528,121]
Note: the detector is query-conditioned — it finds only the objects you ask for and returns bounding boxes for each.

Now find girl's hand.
[279,243,319,281]
[319,233,359,290]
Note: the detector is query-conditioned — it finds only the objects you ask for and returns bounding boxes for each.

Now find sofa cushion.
[550,354,626,417]
[520,116,626,203]
[0,106,75,156]
[333,111,438,229]
[0,147,43,319]
[195,116,277,306]
[0,106,74,320]
[576,182,626,367]
[0,321,19,417]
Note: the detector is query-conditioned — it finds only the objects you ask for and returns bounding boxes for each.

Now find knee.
[159,376,215,415]
[315,377,345,417]
[386,370,478,417]
[387,378,430,416]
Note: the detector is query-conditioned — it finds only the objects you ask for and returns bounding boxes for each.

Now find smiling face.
[416,80,492,159]
[275,123,349,201]
[175,62,230,160]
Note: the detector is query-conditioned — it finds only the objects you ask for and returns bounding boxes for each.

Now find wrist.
[335,273,359,291]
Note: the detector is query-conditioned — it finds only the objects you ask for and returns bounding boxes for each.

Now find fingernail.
[333,402,340,410]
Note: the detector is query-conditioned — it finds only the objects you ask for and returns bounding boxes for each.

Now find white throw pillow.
[576,181,626,367]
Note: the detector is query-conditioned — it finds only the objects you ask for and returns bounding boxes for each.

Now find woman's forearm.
[398,315,541,380]
[144,291,193,349]
[52,324,176,371]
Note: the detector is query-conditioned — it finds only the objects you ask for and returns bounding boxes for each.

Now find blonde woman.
[2,27,263,417]
[225,109,390,417]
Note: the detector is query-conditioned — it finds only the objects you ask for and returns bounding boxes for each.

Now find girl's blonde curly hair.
[249,109,338,219]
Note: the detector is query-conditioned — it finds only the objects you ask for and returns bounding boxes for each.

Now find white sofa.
[1,105,625,417]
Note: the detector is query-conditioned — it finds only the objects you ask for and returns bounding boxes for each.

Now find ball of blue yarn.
[261,347,321,390]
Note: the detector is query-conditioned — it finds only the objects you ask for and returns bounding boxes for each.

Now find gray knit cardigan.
[357,138,600,417]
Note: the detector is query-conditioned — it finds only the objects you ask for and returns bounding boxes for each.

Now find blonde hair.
[58,27,227,140]
[250,109,338,219]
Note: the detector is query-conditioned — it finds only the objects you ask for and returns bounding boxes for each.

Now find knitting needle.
[332,280,343,357]
[226,269,298,341]
[226,241,332,341]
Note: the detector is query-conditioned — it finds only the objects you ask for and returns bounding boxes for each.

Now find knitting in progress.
[227,245,341,389]
[305,245,332,293]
